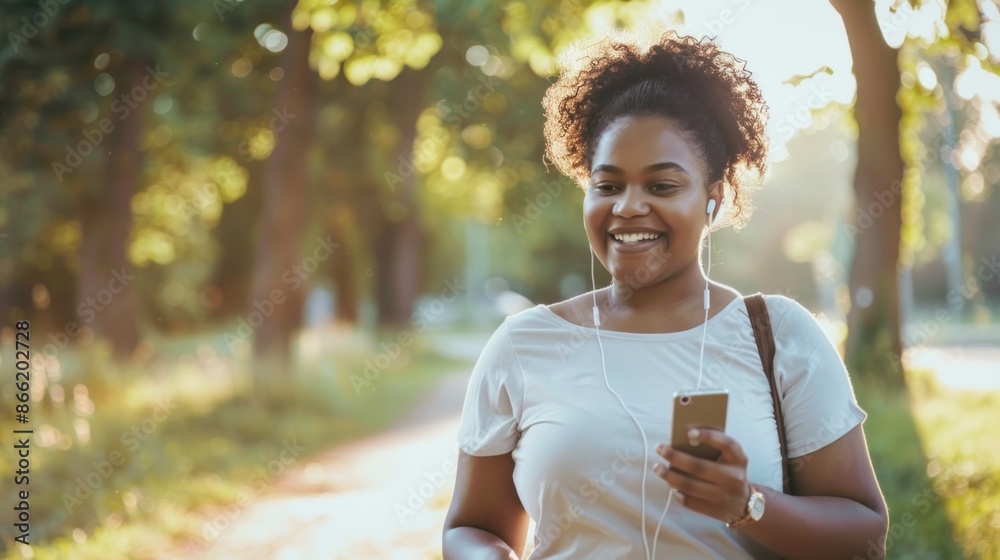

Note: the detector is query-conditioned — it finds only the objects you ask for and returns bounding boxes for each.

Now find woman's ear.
[707,180,723,223]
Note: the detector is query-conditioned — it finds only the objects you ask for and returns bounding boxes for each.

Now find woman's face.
[583,114,720,287]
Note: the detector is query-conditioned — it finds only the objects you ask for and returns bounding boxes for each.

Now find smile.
[611,232,663,244]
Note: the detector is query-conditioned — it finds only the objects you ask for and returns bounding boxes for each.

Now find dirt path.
[162,333,490,560]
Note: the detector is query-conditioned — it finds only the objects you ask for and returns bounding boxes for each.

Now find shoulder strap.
[744,293,790,494]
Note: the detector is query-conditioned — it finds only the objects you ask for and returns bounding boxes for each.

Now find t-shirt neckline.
[534,295,745,341]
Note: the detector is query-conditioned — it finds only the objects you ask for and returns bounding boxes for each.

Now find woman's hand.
[652,428,751,525]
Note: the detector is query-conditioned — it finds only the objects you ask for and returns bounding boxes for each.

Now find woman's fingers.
[654,449,738,487]
[652,428,750,520]
[652,462,728,505]
[688,428,748,466]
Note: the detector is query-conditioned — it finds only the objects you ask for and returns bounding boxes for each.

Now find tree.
[831,0,905,380]
[0,1,186,359]
[76,56,148,359]
[247,0,315,386]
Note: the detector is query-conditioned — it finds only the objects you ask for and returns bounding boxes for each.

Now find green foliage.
[858,370,1000,559]
[3,0,998,333]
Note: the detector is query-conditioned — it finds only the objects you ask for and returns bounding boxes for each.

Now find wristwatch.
[727,484,765,529]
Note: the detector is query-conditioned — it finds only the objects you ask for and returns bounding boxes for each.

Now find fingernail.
[688,428,700,439]
[653,463,664,474]
[655,444,665,455]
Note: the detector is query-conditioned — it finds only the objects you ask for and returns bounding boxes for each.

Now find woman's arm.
[443,450,530,560]
[654,424,888,560]
[734,424,887,558]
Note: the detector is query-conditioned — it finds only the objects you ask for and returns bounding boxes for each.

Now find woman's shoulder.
[758,293,837,342]
[543,292,596,327]
[494,296,579,332]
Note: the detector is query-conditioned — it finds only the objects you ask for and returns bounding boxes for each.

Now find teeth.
[612,232,662,244]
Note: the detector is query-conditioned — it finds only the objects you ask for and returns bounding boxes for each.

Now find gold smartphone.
[670,388,729,461]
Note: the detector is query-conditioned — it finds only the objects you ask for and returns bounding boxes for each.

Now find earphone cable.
[651,223,711,558]
[591,250,652,560]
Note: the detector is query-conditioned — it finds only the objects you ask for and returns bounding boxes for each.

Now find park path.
[160,332,494,560]
[161,340,1000,560]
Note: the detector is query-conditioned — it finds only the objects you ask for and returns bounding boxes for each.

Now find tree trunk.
[326,96,369,325]
[247,2,314,389]
[379,68,428,326]
[329,218,358,323]
[831,0,904,381]
[207,79,267,323]
[77,57,146,360]
[207,170,262,321]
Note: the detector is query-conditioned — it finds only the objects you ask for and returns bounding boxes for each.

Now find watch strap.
[726,484,762,530]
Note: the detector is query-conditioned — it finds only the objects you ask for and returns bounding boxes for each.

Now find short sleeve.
[456,318,524,456]
[767,296,868,458]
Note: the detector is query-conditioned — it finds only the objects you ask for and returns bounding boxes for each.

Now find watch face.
[749,493,765,520]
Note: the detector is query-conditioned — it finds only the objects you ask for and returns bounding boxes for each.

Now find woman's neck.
[598,260,719,332]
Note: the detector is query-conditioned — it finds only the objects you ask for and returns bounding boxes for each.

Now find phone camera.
[679,395,691,406]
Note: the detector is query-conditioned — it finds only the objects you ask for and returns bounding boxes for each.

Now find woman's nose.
[613,186,650,217]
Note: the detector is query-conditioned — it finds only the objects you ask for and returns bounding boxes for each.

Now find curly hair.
[541,29,770,229]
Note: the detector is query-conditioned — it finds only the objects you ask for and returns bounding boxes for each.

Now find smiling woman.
[543,30,770,231]
[443,30,889,560]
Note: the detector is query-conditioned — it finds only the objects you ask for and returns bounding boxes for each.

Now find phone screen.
[670,389,729,461]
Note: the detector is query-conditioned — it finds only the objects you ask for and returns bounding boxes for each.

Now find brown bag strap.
[744,293,790,494]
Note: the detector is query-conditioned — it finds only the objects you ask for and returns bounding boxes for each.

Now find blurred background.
[0,0,998,558]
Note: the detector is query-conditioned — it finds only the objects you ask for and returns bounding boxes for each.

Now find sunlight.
[659,0,855,162]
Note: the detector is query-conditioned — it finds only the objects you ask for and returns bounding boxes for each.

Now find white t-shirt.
[456,294,868,559]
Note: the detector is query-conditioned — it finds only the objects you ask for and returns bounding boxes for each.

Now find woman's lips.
[608,233,665,254]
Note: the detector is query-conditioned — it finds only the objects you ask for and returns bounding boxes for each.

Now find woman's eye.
[594,184,618,192]
[652,183,679,192]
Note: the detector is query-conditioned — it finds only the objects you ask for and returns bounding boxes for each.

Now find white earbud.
[706,198,716,217]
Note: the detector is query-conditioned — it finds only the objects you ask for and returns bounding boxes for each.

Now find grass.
[856,368,1000,559]
[0,325,476,559]
[903,369,1000,559]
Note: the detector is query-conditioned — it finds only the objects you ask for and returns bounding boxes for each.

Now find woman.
[443,30,888,559]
